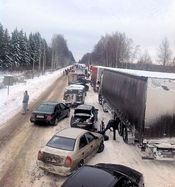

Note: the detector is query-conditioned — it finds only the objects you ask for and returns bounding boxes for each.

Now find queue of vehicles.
[29,64,145,186]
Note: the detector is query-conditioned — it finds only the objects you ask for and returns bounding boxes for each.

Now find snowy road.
[0,73,175,187]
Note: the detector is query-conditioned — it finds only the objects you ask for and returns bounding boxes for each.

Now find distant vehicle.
[70,104,98,130]
[36,128,104,176]
[71,81,89,91]
[61,163,144,187]
[30,101,70,125]
[63,84,86,106]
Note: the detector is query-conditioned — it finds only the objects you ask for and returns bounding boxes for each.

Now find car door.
[84,132,98,159]
[76,135,91,163]
[92,107,98,122]
[57,104,64,120]
[59,103,68,118]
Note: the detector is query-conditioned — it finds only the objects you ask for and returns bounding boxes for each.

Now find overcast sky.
[0,0,175,62]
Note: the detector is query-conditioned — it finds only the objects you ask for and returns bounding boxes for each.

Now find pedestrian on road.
[102,119,119,140]
[22,90,29,115]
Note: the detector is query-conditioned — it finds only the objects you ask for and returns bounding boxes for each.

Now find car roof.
[65,86,84,91]
[75,104,93,110]
[55,128,89,139]
[41,101,60,106]
[69,84,85,88]
[61,165,116,187]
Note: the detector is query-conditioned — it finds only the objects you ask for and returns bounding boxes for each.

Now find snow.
[0,68,65,128]
[0,68,175,187]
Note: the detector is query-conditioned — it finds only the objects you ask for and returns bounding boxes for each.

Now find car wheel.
[54,118,58,126]
[123,126,128,143]
[97,142,104,153]
[78,160,84,168]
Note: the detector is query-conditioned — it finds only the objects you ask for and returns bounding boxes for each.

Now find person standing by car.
[22,90,29,115]
[102,119,119,140]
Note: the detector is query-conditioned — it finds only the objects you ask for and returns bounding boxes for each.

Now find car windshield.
[75,109,91,115]
[47,136,75,151]
[36,104,54,112]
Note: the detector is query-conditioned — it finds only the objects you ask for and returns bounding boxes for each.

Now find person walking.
[102,118,120,140]
[22,90,29,115]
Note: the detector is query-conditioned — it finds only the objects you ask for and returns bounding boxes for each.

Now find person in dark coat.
[22,90,29,115]
[102,119,120,140]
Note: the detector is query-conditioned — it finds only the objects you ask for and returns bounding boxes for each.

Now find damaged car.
[36,128,104,176]
[70,104,98,130]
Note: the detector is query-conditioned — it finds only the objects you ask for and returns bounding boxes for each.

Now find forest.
[0,22,175,73]
[0,23,75,72]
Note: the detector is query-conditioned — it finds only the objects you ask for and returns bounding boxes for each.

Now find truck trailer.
[99,68,175,160]
[90,65,105,92]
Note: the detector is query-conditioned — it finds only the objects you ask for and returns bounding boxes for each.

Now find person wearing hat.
[22,90,29,115]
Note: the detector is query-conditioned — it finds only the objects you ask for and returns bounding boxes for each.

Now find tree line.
[80,32,175,71]
[0,23,75,72]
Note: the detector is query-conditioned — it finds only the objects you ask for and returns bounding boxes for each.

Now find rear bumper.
[36,160,72,176]
[30,118,53,125]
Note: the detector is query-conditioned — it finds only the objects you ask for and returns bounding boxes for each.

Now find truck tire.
[98,94,102,105]
[123,126,128,143]
[118,121,123,136]
[102,101,108,113]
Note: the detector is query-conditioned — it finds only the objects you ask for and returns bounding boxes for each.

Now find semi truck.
[98,67,175,160]
[90,66,105,92]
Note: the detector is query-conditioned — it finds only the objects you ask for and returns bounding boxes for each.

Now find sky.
[0,0,175,62]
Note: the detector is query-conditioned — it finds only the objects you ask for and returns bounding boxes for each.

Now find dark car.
[30,101,70,125]
[61,163,144,187]
[70,104,98,130]
[71,81,89,91]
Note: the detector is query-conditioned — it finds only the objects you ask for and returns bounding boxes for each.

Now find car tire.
[78,160,84,168]
[97,142,104,153]
[54,118,58,126]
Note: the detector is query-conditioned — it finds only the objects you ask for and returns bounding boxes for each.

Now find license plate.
[77,124,86,127]
[37,115,44,118]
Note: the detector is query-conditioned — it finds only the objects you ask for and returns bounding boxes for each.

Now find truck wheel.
[123,126,128,143]
[102,101,108,113]
[98,94,102,105]
[118,122,123,136]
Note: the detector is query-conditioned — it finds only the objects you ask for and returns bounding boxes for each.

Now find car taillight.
[71,119,75,123]
[38,150,42,160]
[47,115,52,119]
[65,156,72,166]
[30,113,34,117]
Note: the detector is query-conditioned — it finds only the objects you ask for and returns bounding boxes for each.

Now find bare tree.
[138,50,152,64]
[157,37,172,66]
